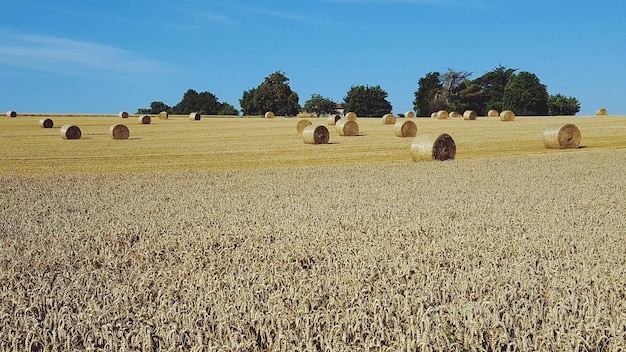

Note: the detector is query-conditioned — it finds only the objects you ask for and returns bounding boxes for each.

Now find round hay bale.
[487,109,499,117]
[138,115,151,124]
[449,111,462,118]
[119,111,129,118]
[410,133,456,161]
[265,111,275,119]
[60,125,81,140]
[302,125,329,144]
[436,110,449,119]
[431,112,437,118]
[6,110,17,118]
[405,111,415,118]
[327,114,341,125]
[543,124,581,149]
[296,119,312,133]
[189,112,201,120]
[382,113,397,125]
[345,112,357,121]
[394,120,417,137]
[336,118,359,136]
[463,110,477,120]
[500,110,515,121]
[158,111,169,120]
[596,108,608,116]
[39,118,54,128]
[109,124,130,140]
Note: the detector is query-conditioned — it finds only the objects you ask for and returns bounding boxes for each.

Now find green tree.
[475,65,517,114]
[303,94,337,116]
[240,71,301,116]
[438,67,472,112]
[172,89,220,115]
[503,71,549,115]
[548,94,580,116]
[413,72,442,116]
[218,102,239,116]
[137,101,170,114]
[344,85,392,117]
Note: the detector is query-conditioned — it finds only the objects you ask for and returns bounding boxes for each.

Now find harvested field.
[1,114,626,350]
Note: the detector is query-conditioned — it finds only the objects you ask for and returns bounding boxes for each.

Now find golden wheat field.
[1,114,626,351]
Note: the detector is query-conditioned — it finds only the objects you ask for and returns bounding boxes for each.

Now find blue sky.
[1,0,625,115]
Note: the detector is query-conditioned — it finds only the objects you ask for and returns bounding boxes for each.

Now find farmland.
[1,114,626,350]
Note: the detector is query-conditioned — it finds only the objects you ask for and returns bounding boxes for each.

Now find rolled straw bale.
[6,110,17,118]
[158,111,169,120]
[345,111,357,121]
[327,114,341,125]
[463,110,477,120]
[336,118,359,136]
[189,112,201,120]
[296,119,312,133]
[394,120,417,137]
[39,118,54,128]
[543,124,581,149]
[596,108,608,116]
[500,110,515,121]
[449,111,462,118]
[431,112,437,118]
[410,133,456,161]
[119,111,129,118]
[487,109,499,117]
[109,124,130,140]
[60,125,81,140]
[436,110,449,119]
[405,111,415,118]
[138,115,151,124]
[302,125,329,144]
[265,111,275,119]
[382,113,397,125]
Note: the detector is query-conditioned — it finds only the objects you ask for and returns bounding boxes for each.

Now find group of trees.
[413,65,580,117]
[138,67,580,118]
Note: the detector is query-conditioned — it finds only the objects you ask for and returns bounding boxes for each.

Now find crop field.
[1,114,626,350]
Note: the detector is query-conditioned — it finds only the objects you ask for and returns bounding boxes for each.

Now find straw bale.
[500,110,515,121]
[394,120,417,137]
[296,119,312,133]
[119,111,129,119]
[109,124,130,140]
[189,113,201,120]
[449,111,462,118]
[405,111,415,118]
[596,108,608,116]
[39,118,54,128]
[543,124,581,149]
[463,110,477,120]
[60,125,81,140]
[158,111,169,120]
[139,115,151,124]
[6,110,17,118]
[336,119,359,136]
[410,133,456,161]
[431,112,437,118]
[382,113,397,125]
[302,125,329,144]
[436,110,449,119]
[327,114,341,125]
[345,112,357,121]
[265,111,275,119]
[487,109,499,117]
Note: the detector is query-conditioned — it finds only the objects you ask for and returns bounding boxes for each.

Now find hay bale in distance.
[431,112,437,118]
[394,120,417,137]
[405,111,415,118]
[60,125,81,140]
[436,110,449,119]
[487,109,499,117]
[158,111,169,120]
[596,108,608,116]
[138,115,151,124]
[39,118,54,128]
[543,124,581,149]
[6,110,17,118]
[382,113,397,125]
[296,119,312,133]
[449,111,462,118]
[110,124,130,140]
[119,111,129,118]
[410,133,456,161]
[302,125,329,144]
[500,110,515,121]
[336,118,359,136]
[327,114,341,125]
[345,112,357,121]
[189,112,201,120]
[265,111,275,119]
[463,110,477,120]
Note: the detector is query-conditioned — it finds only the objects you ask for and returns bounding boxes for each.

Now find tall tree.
[503,71,549,115]
[240,71,301,116]
[302,94,337,116]
[548,94,580,116]
[413,72,442,116]
[343,85,392,117]
[437,67,472,110]
[474,65,517,114]
[239,88,260,116]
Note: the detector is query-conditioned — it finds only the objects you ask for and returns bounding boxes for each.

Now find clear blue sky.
[1,0,625,115]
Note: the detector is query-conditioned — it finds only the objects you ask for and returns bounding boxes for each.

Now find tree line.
[138,66,580,117]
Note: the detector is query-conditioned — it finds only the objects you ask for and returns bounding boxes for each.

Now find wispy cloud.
[0,30,174,78]
[246,8,329,26]
[313,0,488,10]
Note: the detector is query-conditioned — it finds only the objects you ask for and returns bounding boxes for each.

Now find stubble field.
[1,114,625,350]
